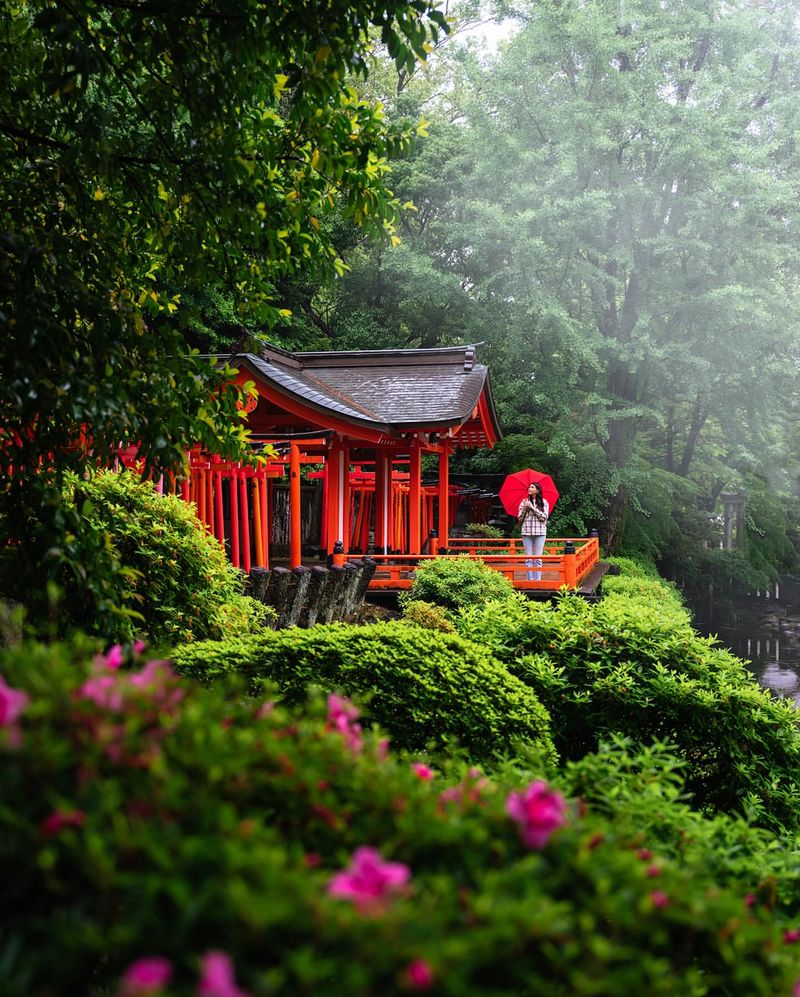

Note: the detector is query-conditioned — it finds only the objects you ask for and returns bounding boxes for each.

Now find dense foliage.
[276,0,800,567]
[0,0,447,629]
[400,554,515,614]
[3,639,800,996]
[454,570,800,832]
[172,621,555,766]
[53,470,267,645]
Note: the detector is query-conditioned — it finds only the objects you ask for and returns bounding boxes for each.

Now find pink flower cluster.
[77,658,184,766]
[326,693,362,753]
[0,673,28,748]
[505,780,567,849]
[119,951,250,997]
[328,846,410,912]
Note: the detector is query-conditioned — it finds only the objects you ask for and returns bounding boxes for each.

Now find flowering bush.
[1,638,800,996]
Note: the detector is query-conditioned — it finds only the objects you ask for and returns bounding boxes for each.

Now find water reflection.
[691,617,800,705]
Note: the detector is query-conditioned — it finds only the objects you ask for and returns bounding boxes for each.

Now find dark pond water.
[689,596,800,704]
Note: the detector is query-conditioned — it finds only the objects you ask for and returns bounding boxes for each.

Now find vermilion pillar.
[326,438,343,554]
[341,444,351,553]
[438,446,450,548]
[374,449,388,553]
[289,441,302,568]
[409,439,422,555]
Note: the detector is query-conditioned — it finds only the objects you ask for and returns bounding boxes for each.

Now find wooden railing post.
[563,540,577,588]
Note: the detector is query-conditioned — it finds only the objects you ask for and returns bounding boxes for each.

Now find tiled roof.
[225,345,502,440]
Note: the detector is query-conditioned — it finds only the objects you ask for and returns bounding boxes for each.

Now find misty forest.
[8,2,800,995]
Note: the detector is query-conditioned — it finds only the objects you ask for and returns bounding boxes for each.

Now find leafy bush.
[172,621,556,766]
[464,523,504,539]
[400,555,515,613]
[2,639,799,996]
[455,577,800,833]
[557,736,800,918]
[401,600,456,633]
[56,469,266,644]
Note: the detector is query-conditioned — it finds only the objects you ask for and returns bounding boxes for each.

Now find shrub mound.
[455,576,800,831]
[172,621,556,765]
[58,469,266,644]
[401,555,515,613]
[2,639,798,997]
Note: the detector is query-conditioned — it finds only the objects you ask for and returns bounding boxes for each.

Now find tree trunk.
[604,483,628,552]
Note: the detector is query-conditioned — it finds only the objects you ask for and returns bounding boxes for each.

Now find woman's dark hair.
[529,482,544,512]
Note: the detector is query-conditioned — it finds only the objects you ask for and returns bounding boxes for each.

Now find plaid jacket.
[518,497,549,536]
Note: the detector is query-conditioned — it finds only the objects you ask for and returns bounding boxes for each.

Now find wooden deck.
[366,536,603,597]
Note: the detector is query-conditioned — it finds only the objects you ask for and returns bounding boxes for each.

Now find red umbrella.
[498,469,559,516]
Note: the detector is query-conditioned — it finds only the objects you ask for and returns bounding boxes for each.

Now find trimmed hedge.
[172,621,557,766]
[58,469,267,644]
[455,577,800,832]
[400,555,515,613]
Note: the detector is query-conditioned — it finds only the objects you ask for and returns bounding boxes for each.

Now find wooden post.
[409,439,422,555]
[341,444,351,553]
[240,472,251,573]
[374,451,388,554]
[437,447,449,547]
[259,474,269,570]
[289,441,302,568]
[252,475,265,568]
[563,540,577,588]
[214,466,224,545]
[230,469,240,568]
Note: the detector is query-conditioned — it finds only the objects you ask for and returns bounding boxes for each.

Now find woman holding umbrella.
[518,482,549,581]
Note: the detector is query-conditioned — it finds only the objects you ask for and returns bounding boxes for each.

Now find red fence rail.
[367,537,600,592]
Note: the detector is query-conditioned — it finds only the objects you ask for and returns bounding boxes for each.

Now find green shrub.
[401,600,456,633]
[172,621,556,766]
[401,555,515,613]
[455,582,800,833]
[556,736,800,918]
[57,469,266,644]
[464,522,505,539]
[1,639,798,996]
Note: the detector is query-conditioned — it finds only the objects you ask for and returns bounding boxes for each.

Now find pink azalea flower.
[119,956,173,995]
[785,929,800,944]
[411,763,435,780]
[506,780,567,849]
[197,950,251,997]
[328,846,411,911]
[650,890,669,909]
[794,982,800,997]
[78,673,125,711]
[133,640,147,656]
[326,693,362,752]
[40,809,86,836]
[406,959,435,990]
[744,893,757,908]
[255,701,274,719]
[0,674,29,727]
[646,864,661,878]
[129,660,174,690]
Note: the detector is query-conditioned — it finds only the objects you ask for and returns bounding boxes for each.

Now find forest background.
[5,0,800,608]
[195,0,800,595]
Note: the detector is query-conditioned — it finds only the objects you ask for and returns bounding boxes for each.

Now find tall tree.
[446,0,800,545]
[0,0,447,614]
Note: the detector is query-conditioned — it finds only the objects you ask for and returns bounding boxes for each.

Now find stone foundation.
[248,557,377,628]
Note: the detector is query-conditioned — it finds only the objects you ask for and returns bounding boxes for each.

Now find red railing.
[367,537,600,592]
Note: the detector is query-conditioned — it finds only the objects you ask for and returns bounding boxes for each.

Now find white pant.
[522,534,546,580]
